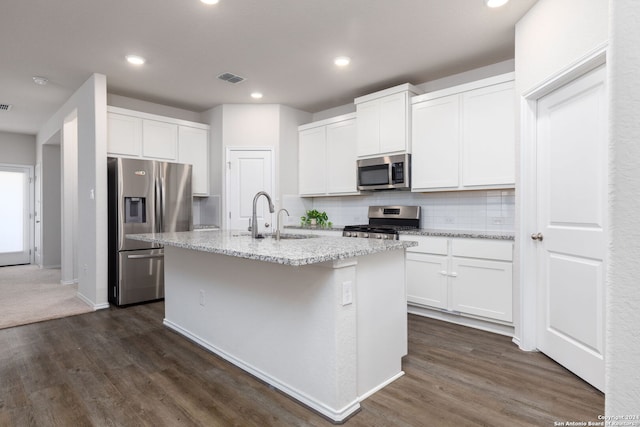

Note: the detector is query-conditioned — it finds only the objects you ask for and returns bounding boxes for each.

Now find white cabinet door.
[178,126,209,196]
[451,257,513,322]
[299,126,327,195]
[107,113,142,157]
[356,100,380,157]
[406,252,448,309]
[461,81,515,187]
[411,95,460,190]
[142,119,178,160]
[379,92,408,154]
[326,119,357,194]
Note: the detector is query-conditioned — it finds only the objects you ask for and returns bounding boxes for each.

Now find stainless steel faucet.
[251,191,275,238]
[275,208,290,241]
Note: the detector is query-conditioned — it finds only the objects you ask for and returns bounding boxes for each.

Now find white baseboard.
[75,291,109,311]
[60,279,77,286]
[163,318,361,423]
[408,304,515,337]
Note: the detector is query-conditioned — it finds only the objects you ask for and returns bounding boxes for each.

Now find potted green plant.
[300,209,329,228]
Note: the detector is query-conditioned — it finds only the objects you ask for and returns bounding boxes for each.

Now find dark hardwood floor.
[0,302,603,426]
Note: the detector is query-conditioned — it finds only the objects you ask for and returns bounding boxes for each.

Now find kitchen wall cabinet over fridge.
[411,73,515,192]
[298,113,358,197]
[355,84,422,158]
[106,106,210,196]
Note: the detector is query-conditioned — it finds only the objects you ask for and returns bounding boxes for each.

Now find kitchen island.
[128,230,416,422]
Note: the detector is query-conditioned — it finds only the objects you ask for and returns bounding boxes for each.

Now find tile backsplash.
[283,190,515,232]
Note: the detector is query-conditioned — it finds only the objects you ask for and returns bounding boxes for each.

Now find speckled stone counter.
[286,225,514,241]
[399,229,515,240]
[128,230,416,266]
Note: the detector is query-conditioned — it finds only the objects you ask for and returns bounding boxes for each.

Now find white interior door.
[535,65,607,391]
[0,164,32,266]
[226,149,274,231]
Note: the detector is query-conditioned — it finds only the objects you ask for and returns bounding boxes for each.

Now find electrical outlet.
[342,281,353,306]
[199,290,205,306]
[492,217,504,225]
[445,216,455,224]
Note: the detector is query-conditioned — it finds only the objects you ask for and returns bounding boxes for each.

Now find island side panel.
[162,246,359,422]
[355,249,408,398]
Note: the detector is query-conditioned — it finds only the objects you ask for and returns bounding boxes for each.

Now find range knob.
[375,234,383,239]
[363,233,369,238]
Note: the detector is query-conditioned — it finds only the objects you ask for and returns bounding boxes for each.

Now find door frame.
[518,44,608,351]
[0,163,34,265]
[224,147,275,230]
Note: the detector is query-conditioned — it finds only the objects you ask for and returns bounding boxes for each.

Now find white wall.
[515,0,609,95]
[608,0,640,415]
[0,131,36,165]
[107,93,204,123]
[41,144,61,268]
[37,73,108,309]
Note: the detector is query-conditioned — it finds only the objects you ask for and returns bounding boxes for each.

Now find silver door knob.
[531,233,544,241]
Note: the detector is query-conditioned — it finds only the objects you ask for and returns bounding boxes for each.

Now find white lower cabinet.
[401,235,513,325]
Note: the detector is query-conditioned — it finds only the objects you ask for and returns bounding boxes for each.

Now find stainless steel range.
[342,206,420,240]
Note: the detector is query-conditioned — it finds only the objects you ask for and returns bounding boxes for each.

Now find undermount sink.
[231,232,318,240]
[269,233,319,240]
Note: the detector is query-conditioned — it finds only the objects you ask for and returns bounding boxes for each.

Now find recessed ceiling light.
[485,0,509,7]
[126,55,146,65]
[251,92,263,100]
[201,0,220,4]
[32,76,49,86]
[334,56,351,67]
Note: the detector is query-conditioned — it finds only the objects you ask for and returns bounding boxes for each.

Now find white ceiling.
[1,0,537,135]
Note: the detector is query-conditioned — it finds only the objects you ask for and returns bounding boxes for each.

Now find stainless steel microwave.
[357,154,410,191]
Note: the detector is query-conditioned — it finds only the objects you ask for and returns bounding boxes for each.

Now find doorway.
[225,148,274,230]
[521,52,607,391]
[0,164,33,266]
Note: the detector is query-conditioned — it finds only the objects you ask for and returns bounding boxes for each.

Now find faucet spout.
[276,208,290,241]
[251,191,275,239]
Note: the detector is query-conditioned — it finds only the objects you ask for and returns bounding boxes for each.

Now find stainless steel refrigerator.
[107,157,192,306]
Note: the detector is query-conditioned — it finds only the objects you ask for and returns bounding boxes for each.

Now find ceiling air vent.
[0,104,13,112]
[217,72,246,84]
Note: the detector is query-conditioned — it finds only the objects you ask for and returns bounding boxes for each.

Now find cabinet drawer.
[451,239,513,261]
[401,235,448,255]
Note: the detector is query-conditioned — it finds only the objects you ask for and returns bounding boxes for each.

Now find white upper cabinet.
[411,73,515,192]
[299,113,358,197]
[461,82,515,187]
[107,113,142,157]
[411,95,460,189]
[142,119,178,160]
[299,125,327,196]
[355,84,422,158]
[326,119,358,194]
[178,126,209,196]
[107,106,210,196]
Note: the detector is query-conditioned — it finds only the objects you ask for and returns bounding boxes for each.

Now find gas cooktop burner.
[342,206,421,240]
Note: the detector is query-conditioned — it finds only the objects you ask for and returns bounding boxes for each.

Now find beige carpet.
[0,264,93,330]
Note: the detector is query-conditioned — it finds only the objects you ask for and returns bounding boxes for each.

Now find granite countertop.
[399,229,515,241]
[286,225,514,241]
[128,230,417,267]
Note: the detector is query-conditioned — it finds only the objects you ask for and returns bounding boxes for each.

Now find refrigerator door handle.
[154,176,163,233]
[126,253,164,260]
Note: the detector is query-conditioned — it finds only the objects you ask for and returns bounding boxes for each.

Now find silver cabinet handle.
[127,253,164,259]
[531,233,544,241]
